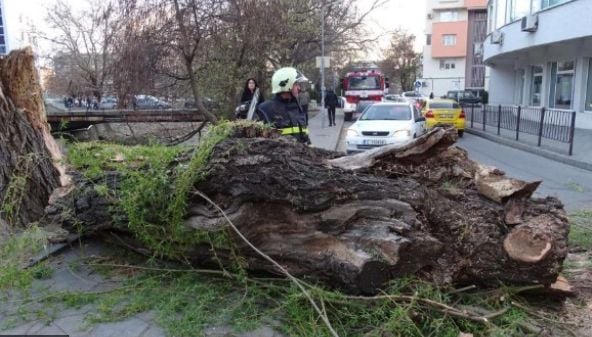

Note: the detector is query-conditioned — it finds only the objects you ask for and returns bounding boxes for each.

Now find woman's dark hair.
[243,78,258,91]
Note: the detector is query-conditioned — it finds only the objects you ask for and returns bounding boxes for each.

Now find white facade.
[422,1,489,97]
[422,5,470,97]
[484,0,592,128]
[421,47,467,97]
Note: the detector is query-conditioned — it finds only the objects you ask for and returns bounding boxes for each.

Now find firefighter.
[256,67,310,144]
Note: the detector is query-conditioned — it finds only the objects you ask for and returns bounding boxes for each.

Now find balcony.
[484,0,592,64]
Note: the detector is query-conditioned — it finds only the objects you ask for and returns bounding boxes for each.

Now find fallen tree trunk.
[42,125,569,294]
[0,48,63,226]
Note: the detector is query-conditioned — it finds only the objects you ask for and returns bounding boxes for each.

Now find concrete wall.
[465,0,488,9]
[487,66,516,105]
[484,0,592,63]
[429,0,465,10]
[432,21,469,58]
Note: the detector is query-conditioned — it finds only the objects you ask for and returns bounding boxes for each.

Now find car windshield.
[360,105,411,121]
[430,102,460,109]
[404,91,421,97]
[348,76,380,90]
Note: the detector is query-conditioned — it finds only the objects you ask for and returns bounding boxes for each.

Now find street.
[337,121,592,212]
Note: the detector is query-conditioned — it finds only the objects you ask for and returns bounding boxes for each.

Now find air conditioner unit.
[521,14,538,32]
[490,31,503,44]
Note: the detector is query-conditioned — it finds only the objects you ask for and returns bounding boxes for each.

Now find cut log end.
[503,227,552,263]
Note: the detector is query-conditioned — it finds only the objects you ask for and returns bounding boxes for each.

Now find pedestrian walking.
[324,89,338,126]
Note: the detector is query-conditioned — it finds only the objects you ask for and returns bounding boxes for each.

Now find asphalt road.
[337,121,592,212]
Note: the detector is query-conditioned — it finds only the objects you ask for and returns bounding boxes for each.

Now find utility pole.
[320,0,326,128]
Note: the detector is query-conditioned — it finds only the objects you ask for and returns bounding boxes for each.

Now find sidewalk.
[0,241,284,337]
[466,125,592,172]
[308,108,344,151]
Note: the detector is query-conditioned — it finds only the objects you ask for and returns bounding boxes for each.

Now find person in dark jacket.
[324,89,339,126]
[256,67,310,144]
[240,78,264,104]
[236,78,264,119]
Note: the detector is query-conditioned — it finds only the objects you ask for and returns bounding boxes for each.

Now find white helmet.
[271,67,308,94]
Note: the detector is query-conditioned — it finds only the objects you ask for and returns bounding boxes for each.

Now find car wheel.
[344,112,352,121]
[458,130,464,138]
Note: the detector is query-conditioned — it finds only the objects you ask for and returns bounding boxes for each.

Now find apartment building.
[0,0,7,55]
[483,0,592,128]
[421,0,489,97]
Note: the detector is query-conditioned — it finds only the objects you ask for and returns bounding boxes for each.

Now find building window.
[426,34,432,46]
[440,60,456,70]
[473,42,483,57]
[443,35,457,46]
[585,59,592,111]
[440,11,458,22]
[541,0,570,10]
[530,65,543,106]
[549,61,575,109]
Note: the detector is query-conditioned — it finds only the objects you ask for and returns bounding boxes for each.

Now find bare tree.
[44,0,124,100]
[379,30,420,92]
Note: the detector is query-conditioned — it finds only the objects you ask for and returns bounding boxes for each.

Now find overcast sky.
[5,0,426,60]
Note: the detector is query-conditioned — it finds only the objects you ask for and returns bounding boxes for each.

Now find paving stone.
[238,326,285,337]
[90,317,150,337]
[27,321,68,335]
[53,313,93,335]
[203,325,233,337]
[0,321,37,335]
[139,325,166,337]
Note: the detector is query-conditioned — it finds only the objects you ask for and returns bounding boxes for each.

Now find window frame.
[443,34,457,46]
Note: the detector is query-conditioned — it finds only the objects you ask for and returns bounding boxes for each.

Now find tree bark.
[43,127,569,294]
[0,48,63,226]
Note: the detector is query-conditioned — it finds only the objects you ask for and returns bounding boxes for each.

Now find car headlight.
[393,130,411,138]
[346,129,359,137]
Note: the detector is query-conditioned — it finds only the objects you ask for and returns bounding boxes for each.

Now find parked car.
[445,90,482,105]
[402,91,424,99]
[421,99,466,137]
[99,96,118,109]
[351,100,376,121]
[384,94,403,102]
[345,102,426,154]
[135,95,171,109]
[184,97,218,110]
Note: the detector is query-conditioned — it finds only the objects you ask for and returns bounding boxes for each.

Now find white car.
[345,102,426,154]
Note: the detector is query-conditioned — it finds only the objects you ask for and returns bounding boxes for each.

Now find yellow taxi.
[421,99,466,137]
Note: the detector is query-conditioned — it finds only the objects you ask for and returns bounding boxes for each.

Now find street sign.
[414,80,422,89]
[316,56,330,68]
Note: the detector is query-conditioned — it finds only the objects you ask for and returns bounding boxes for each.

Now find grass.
[66,121,242,260]
[565,180,586,193]
[0,226,51,291]
[570,210,592,250]
[3,250,543,337]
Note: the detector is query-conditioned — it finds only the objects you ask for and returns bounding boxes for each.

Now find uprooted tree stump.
[41,124,569,294]
[0,48,64,226]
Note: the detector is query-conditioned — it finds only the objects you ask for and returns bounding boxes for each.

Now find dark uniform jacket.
[256,94,309,143]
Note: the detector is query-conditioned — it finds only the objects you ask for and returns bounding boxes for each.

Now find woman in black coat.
[240,78,264,104]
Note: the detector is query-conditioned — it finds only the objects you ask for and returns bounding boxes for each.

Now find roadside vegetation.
[569,210,592,250]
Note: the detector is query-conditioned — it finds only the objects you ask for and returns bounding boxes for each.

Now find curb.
[334,113,345,152]
[465,128,592,172]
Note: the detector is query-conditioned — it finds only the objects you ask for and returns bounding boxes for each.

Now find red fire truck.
[342,68,388,121]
